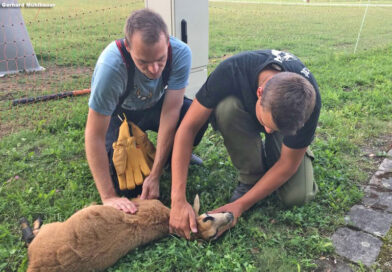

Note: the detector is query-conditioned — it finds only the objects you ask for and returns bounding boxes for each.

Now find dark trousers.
[105,96,208,198]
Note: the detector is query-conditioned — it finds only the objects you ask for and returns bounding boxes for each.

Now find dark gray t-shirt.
[196,49,321,149]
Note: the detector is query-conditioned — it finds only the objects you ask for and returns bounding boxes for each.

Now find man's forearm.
[85,136,117,201]
[235,158,298,213]
[171,99,212,204]
[150,90,184,178]
[235,145,307,213]
[149,113,178,178]
[151,123,176,175]
[171,126,195,203]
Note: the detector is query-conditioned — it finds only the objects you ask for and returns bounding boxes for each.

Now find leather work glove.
[112,117,156,190]
[130,122,156,169]
[112,118,131,191]
[126,137,151,186]
[124,138,136,190]
[112,139,128,190]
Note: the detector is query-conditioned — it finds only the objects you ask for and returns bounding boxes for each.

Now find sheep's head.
[192,195,234,241]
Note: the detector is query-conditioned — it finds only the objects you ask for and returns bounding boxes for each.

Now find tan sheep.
[26,196,233,272]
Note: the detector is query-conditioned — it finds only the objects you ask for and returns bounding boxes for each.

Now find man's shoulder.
[96,41,124,69]
[231,49,302,67]
[217,50,271,69]
[169,36,191,58]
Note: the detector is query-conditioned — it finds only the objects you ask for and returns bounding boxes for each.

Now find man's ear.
[124,38,131,52]
[256,86,263,98]
[193,194,200,216]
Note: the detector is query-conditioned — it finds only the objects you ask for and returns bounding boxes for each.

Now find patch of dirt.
[0,65,92,101]
[0,65,92,138]
[0,122,18,138]
[313,256,356,271]
[361,133,392,155]
[360,132,392,176]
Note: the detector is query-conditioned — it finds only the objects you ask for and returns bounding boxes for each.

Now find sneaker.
[229,183,254,202]
[165,153,203,171]
[190,153,203,165]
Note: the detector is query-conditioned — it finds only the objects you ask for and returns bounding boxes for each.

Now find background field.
[1,0,392,271]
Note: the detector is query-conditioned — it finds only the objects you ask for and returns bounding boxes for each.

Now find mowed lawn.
[1,0,392,271]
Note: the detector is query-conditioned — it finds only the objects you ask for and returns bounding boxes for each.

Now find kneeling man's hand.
[103,196,138,214]
[209,202,243,238]
[169,201,197,240]
[140,175,160,200]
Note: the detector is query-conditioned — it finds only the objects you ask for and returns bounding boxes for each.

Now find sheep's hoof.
[19,217,35,247]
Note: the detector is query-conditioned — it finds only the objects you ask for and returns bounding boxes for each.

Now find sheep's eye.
[202,216,215,222]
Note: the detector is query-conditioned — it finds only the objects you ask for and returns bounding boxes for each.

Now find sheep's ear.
[193,194,200,216]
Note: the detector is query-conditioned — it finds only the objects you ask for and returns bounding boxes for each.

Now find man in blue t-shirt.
[169,50,321,240]
[85,9,206,214]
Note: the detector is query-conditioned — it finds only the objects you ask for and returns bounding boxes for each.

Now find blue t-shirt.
[89,36,191,115]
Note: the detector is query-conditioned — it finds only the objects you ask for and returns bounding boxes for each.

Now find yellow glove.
[112,118,156,190]
[112,139,128,190]
[112,118,131,191]
[126,137,151,186]
[124,138,137,190]
[130,122,156,169]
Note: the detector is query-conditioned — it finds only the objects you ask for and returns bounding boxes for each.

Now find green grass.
[22,0,144,67]
[1,1,392,271]
[208,2,392,61]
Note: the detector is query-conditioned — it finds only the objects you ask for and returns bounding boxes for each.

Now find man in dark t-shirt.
[169,50,321,240]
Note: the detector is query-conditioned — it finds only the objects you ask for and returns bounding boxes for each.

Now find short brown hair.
[261,72,316,136]
[124,9,169,46]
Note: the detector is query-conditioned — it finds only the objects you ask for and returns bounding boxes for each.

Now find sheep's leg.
[32,217,43,236]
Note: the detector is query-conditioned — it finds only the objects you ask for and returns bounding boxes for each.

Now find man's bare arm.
[85,108,137,213]
[140,89,185,199]
[169,99,212,239]
[209,145,307,238]
[226,145,307,215]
